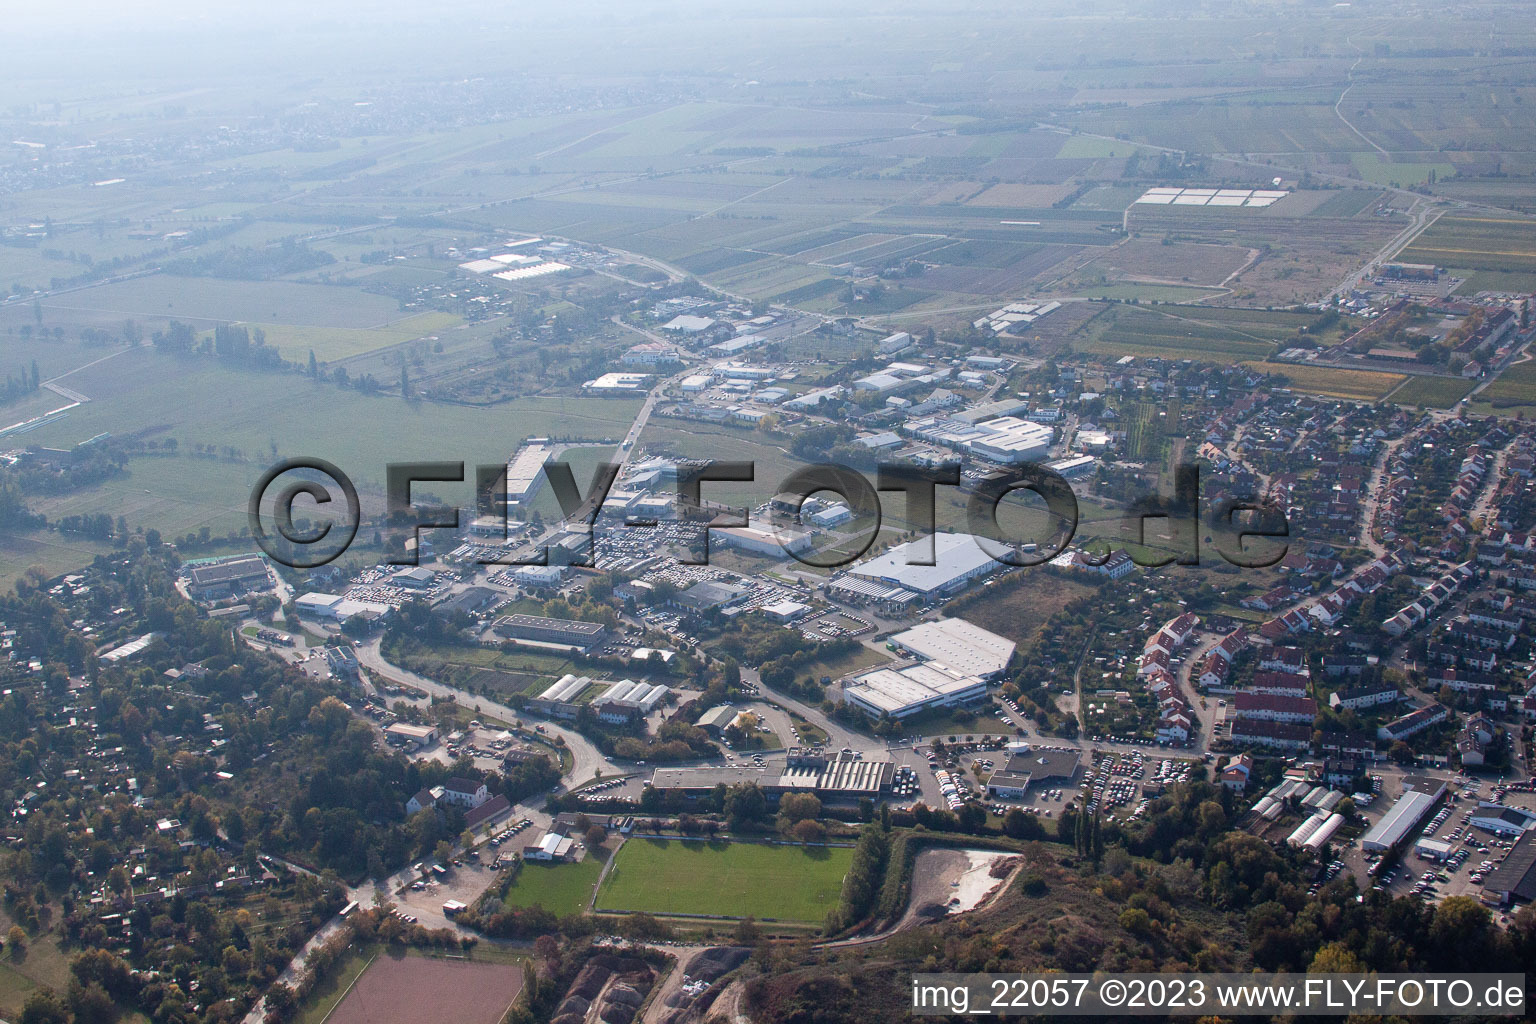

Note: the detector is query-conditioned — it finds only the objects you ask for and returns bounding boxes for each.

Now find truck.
[443,899,467,916]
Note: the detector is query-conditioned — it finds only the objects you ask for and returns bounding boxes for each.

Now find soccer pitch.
[595,839,853,922]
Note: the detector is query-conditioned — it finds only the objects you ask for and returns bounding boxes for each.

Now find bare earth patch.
[326,953,523,1024]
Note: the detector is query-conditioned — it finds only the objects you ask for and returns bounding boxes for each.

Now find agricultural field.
[0,343,634,581]
[28,275,405,330]
[1349,154,1456,188]
[324,951,524,1024]
[596,839,853,922]
[1076,305,1291,362]
[1072,236,1252,288]
[1243,361,1407,401]
[1387,374,1476,409]
[1399,216,1536,292]
[220,311,463,363]
[1475,358,1536,413]
[501,857,604,917]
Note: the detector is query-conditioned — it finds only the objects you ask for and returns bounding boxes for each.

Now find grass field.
[1387,374,1476,408]
[1243,361,1406,401]
[36,274,404,329]
[945,572,1095,645]
[1,345,636,582]
[1478,358,1536,409]
[502,857,604,917]
[596,839,852,922]
[1350,154,1455,187]
[1079,306,1282,362]
[223,312,463,363]
[295,944,379,1024]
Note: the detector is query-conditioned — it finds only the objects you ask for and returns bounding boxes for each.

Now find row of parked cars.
[488,818,535,847]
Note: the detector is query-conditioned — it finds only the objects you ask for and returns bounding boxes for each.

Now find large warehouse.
[505,442,553,509]
[888,618,1016,678]
[494,613,608,649]
[1360,790,1440,852]
[842,663,989,720]
[840,532,1002,601]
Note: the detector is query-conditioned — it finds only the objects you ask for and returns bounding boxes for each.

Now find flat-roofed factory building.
[187,555,274,600]
[648,749,894,802]
[840,616,1015,720]
[494,613,608,650]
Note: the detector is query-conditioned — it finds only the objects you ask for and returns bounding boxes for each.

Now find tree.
[777,792,822,825]
[790,819,827,843]
[67,979,118,1024]
[1308,942,1364,973]
[6,925,26,957]
[19,988,69,1024]
[725,783,768,830]
[584,825,608,848]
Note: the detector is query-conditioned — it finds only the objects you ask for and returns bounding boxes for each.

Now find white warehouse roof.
[889,618,1015,678]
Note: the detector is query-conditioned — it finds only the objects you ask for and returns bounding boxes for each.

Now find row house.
[1231,718,1313,750]
[1258,646,1307,675]
[1250,671,1311,697]
[1378,703,1450,743]
[1232,691,1318,724]
[1329,682,1400,711]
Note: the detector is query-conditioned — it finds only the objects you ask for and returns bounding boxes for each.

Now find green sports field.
[596,839,853,921]
[502,857,604,917]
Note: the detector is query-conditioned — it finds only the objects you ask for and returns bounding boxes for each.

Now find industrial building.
[505,442,553,509]
[1481,830,1536,906]
[187,555,273,600]
[1360,789,1440,852]
[713,524,812,559]
[590,679,670,722]
[294,592,395,622]
[384,723,438,749]
[842,662,989,720]
[887,618,1016,679]
[839,532,1002,601]
[392,566,436,590]
[1469,802,1536,836]
[985,748,1080,798]
[494,613,608,649]
[905,414,1053,465]
[648,749,894,802]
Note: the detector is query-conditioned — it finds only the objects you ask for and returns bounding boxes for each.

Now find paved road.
[355,637,619,787]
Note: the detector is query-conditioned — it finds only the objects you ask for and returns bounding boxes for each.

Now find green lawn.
[1350,154,1455,187]
[502,857,604,917]
[1388,374,1475,409]
[596,839,852,921]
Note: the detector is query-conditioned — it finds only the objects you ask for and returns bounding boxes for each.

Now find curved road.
[355,637,618,787]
